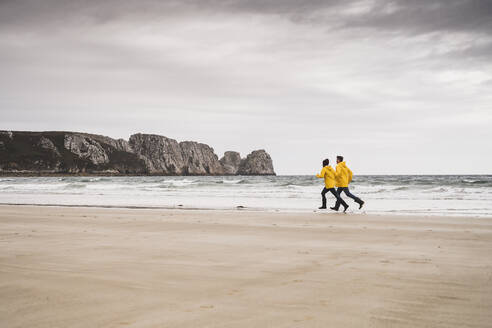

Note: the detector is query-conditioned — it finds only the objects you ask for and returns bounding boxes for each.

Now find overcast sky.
[1,0,491,174]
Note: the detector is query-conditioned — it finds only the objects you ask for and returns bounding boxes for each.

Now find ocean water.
[0,175,491,217]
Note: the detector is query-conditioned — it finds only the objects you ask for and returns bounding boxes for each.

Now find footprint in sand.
[200,305,214,309]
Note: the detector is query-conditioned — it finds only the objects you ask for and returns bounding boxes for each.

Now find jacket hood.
[339,161,346,167]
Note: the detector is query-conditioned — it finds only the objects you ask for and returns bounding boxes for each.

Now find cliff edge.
[0,131,275,176]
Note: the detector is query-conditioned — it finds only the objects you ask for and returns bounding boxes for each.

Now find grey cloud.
[444,39,492,61]
[342,0,492,35]
[2,0,492,36]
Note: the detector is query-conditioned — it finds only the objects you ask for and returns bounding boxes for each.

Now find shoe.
[343,204,349,213]
[330,207,338,211]
[359,201,364,210]
[318,206,327,209]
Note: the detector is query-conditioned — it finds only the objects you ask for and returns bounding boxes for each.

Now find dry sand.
[1,205,491,327]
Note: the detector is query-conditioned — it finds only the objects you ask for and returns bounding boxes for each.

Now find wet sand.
[1,205,491,327]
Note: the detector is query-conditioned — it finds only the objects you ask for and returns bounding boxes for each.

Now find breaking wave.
[0,175,491,216]
[222,179,243,184]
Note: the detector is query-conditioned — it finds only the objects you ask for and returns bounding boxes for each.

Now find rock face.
[218,150,275,175]
[80,133,133,153]
[64,134,109,165]
[0,130,275,175]
[220,151,242,175]
[38,137,61,157]
[238,150,275,175]
[179,141,224,175]
[129,134,185,174]
[0,131,147,174]
[128,134,225,175]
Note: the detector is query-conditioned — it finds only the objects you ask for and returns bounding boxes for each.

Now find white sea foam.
[159,179,196,187]
[0,175,491,216]
[222,179,243,184]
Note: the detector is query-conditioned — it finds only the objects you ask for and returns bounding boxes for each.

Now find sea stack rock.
[220,151,242,175]
[238,150,275,175]
[179,141,224,175]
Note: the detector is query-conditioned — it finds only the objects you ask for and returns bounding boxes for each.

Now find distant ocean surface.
[1,175,491,217]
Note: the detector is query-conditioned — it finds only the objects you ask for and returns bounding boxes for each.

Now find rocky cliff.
[219,150,274,175]
[238,150,275,175]
[220,151,242,175]
[0,131,275,176]
[128,134,225,175]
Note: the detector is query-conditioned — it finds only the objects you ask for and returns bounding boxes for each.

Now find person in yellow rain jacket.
[332,156,365,211]
[316,159,348,211]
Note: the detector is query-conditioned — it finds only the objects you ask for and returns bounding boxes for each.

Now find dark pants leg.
[322,187,345,208]
[334,187,348,210]
[335,187,363,209]
[321,188,329,208]
[343,187,363,205]
[330,187,347,209]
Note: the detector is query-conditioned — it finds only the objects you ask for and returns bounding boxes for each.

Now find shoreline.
[1,202,491,219]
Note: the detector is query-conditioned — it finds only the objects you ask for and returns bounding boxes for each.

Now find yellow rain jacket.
[316,165,336,189]
[346,163,353,184]
[335,161,352,187]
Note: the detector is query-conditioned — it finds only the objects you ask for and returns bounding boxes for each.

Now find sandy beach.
[1,205,491,327]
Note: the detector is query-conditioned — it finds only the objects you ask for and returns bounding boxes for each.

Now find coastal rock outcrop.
[0,130,275,175]
[129,134,184,174]
[220,151,242,175]
[38,137,60,156]
[80,133,133,153]
[64,134,109,165]
[179,141,224,175]
[0,131,147,174]
[238,150,275,175]
[128,134,225,175]
[0,131,14,140]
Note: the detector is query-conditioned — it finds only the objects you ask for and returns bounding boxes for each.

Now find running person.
[332,156,365,211]
[316,159,348,212]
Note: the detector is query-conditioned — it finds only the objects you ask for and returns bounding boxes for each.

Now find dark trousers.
[321,187,348,208]
[334,187,363,209]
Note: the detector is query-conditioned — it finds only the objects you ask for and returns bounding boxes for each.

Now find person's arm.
[316,167,326,178]
[347,168,353,183]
